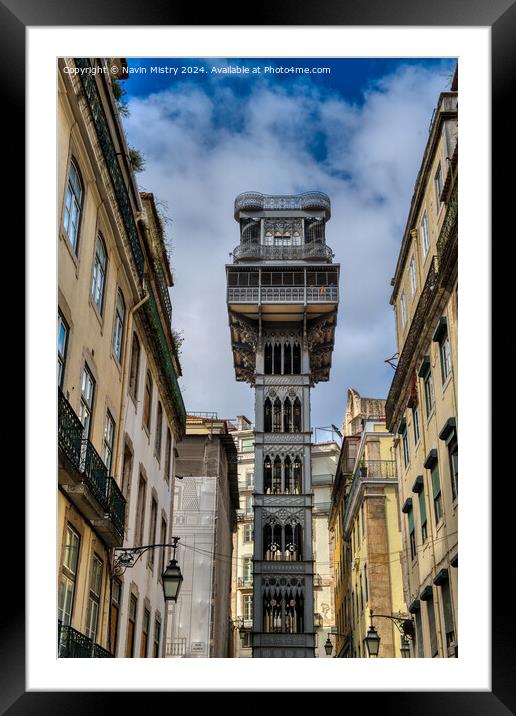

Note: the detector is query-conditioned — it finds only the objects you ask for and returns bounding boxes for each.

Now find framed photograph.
[10,0,508,709]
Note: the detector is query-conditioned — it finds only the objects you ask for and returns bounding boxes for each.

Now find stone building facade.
[57,57,185,658]
[385,67,458,658]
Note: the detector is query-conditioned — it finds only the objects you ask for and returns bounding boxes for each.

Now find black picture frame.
[9,0,511,710]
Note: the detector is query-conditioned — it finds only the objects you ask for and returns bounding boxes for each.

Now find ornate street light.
[324,635,333,656]
[113,536,183,602]
[364,623,381,657]
[400,636,411,658]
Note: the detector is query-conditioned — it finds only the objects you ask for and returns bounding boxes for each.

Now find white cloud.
[123,62,452,427]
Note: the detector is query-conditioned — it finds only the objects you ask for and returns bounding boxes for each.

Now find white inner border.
[27,26,490,691]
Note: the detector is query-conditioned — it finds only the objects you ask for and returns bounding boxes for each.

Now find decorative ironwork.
[234,191,331,218]
[233,243,333,262]
[74,58,145,278]
[166,638,186,656]
[58,623,113,658]
[105,477,125,537]
[436,180,458,278]
[82,439,110,509]
[152,257,173,323]
[113,539,180,576]
[58,388,84,471]
[385,256,439,430]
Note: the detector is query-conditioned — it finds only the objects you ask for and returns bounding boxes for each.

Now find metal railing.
[58,622,113,658]
[234,191,331,217]
[58,389,84,472]
[105,477,126,537]
[233,243,333,262]
[58,390,126,534]
[166,638,186,656]
[227,286,338,304]
[238,577,253,588]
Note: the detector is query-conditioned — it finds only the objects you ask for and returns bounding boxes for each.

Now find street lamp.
[113,536,183,602]
[161,538,183,602]
[365,609,414,658]
[324,636,333,656]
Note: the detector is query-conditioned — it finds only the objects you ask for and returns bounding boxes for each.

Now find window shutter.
[408,507,414,533]
[441,580,455,636]
[431,464,441,498]
[418,491,427,525]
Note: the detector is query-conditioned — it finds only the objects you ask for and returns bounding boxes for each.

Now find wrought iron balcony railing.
[227,286,338,304]
[233,243,334,262]
[105,476,125,537]
[234,191,331,218]
[58,389,84,472]
[58,622,113,658]
[58,390,126,535]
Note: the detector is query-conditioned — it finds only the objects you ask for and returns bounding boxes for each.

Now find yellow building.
[329,389,407,657]
[385,67,458,658]
[57,57,185,657]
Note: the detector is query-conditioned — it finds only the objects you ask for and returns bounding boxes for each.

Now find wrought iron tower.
[226,192,339,657]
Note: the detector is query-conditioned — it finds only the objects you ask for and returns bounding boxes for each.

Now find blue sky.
[120,57,456,430]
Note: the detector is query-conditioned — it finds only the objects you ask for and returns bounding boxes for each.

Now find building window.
[128,333,141,400]
[112,289,126,363]
[79,364,95,439]
[418,489,428,543]
[431,462,443,524]
[141,609,150,657]
[155,402,163,461]
[420,211,429,260]
[135,474,147,546]
[243,557,253,583]
[91,234,107,314]
[58,312,69,389]
[126,594,137,658]
[241,438,254,453]
[402,426,410,468]
[103,410,115,473]
[246,471,254,488]
[164,428,172,483]
[85,554,103,642]
[400,290,407,330]
[110,579,122,656]
[434,162,443,211]
[408,506,416,560]
[448,434,458,500]
[143,370,153,432]
[58,524,80,626]
[440,579,456,649]
[409,254,417,297]
[153,619,161,657]
[148,498,158,569]
[242,631,252,648]
[63,158,83,252]
[424,369,435,418]
[245,495,253,515]
[439,330,452,383]
[426,592,439,657]
[121,443,133,499]
[244,523,253,543]
[414,609,424,657]
[243,594,253,621]
[413,404,420,445]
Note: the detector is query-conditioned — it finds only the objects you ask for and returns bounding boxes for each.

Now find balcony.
[58,389,126,546]
[234,191,331,219]
[227,286,338,304]
[343,460,397,528]
[233,243,333,263]
[166,638,186,657]
[58,622,113,658]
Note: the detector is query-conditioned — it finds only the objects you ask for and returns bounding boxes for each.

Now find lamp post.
[365,609,414,658]
[323,630,349,657]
